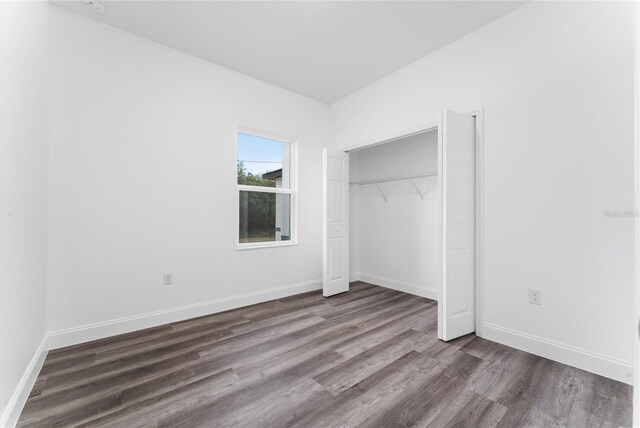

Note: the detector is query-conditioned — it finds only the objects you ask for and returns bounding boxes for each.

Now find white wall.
[349,131,439,299]
[47,7,330,344]
[634,2,640,423]
[0,1,50,424]
[332,2,635,383]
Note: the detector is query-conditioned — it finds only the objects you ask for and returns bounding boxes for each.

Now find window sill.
[237,240,298,251]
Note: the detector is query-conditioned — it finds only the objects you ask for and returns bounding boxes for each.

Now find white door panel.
[323,149,349,297]
[329,238,345,280]
[438,110,476,341]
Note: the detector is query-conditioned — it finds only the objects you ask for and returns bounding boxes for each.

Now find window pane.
[237,132,290,188]
[239,191,291,243]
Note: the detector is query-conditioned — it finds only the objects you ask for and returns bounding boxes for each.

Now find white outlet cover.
[163,272,173,285]
[83,0,106,14]
[528,289,541,305]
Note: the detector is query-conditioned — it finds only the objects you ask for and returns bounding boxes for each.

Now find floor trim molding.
[47,279,322,350]
[358,273,438,301]
[0,336,49,428]
[481,322,633,384]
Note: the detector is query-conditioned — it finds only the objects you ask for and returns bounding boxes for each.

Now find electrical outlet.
[83,0,106,14]
[163,272,173,286]
[529,289,541,305]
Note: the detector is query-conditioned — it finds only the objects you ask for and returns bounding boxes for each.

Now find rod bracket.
[409,178,425,200]
[375,184,388,203]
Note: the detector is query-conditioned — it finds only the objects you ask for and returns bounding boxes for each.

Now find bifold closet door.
[439,109,476,341]
[322,149,349,297]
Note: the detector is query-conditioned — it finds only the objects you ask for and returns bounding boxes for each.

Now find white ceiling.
[52,1,525,104]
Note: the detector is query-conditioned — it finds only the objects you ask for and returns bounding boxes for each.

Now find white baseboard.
[481,322,633,385]
[358,273,438,301]
[1,280,322,426]
[0,336,49,428]
[5,281,630,428]
[356,275,631,384]
[349,272,360,283]
[47,279,322,350]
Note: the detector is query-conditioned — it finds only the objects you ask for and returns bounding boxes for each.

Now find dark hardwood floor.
[18,282,632,427]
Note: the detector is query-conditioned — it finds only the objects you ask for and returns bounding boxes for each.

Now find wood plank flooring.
[18,282,632,427]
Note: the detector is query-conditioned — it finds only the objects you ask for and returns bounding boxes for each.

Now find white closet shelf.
[350,172,438,202]
[349,171,437,186]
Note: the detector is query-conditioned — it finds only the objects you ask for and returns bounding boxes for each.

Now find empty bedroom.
[1,1,638,427]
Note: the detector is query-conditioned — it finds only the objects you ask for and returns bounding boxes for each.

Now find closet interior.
[348,128,440,300]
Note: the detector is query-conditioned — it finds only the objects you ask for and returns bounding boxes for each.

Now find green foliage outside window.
[238,161,277,242]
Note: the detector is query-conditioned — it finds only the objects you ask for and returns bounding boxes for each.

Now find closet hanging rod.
[349,172,437,186]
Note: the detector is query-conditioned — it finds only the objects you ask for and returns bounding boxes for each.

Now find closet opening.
[322,109,482,342]
[348,128,440,303]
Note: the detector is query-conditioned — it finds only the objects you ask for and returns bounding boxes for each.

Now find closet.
[322,109,478,341]
[348,130,440,302]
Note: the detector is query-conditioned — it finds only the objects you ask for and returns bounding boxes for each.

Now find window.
[237,129,296,248]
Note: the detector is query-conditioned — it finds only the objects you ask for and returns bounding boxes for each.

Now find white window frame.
[236,126,298,250]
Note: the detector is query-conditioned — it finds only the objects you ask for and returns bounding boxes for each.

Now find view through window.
[237,131,293,245]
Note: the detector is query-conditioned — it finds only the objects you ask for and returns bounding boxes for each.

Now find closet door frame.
[340,107,485,338]
[469,108,485,337]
